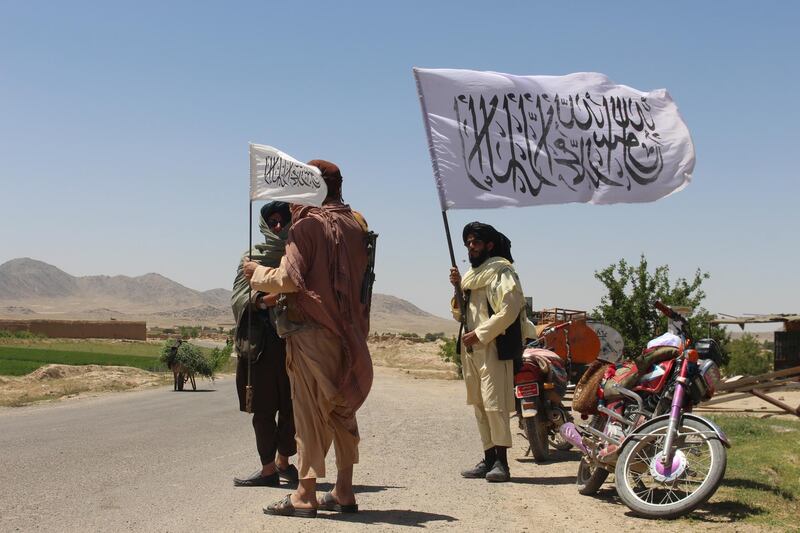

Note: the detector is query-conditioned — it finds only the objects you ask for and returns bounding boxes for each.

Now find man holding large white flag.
[415,67,695,483]
[449,222,531,483]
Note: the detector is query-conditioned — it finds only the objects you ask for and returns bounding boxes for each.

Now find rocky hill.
[0,258,80,299]
[0,258,456,334]
[0,258,226,310]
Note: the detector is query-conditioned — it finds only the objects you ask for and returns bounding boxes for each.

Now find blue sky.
[1,1,798,320]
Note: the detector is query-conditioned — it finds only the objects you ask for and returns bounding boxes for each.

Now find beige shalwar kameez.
[452,257,529,449]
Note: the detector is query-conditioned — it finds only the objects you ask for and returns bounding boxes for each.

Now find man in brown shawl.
[243,160,372,519]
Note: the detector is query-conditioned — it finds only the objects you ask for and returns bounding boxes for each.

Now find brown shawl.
[284,202,372,412]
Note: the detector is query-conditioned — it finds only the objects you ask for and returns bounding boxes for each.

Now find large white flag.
[249,144,327,206]
[414,68,695,210]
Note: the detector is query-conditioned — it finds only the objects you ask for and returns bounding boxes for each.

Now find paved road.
[0,368,739,532]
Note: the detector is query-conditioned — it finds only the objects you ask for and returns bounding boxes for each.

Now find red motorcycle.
[560,301,728,518]
[514,322,571,461]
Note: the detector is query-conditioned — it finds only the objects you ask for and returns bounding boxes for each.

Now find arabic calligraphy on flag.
[249,144,327,206]
[414,68,695,210]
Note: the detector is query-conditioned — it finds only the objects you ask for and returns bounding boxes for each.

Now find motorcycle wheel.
[524,412,550,463]
[614,417,727,519]
[576,458,609,495]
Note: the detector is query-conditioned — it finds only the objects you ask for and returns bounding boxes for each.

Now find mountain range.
[0,258,456,334]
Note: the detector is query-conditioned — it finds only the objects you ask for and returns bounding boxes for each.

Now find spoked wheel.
[614,417,727,518]
[576,458,610,495]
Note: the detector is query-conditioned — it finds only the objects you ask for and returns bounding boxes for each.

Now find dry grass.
[368,337,459,379]
[0,364,170,407]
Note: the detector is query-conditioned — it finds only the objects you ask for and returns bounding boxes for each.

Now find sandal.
[263,494,317,518]
[318,491,359,513]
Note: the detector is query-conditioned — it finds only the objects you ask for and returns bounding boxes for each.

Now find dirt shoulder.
[0,364,169,407]
[368,337,459,379]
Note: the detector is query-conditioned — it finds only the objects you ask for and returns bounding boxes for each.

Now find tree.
[726,333,771,376]
[592,255,729,359]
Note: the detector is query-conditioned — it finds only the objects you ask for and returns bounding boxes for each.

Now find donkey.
[167,340,196,391]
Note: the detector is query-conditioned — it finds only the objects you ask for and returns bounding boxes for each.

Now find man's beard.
[469,249,490,268]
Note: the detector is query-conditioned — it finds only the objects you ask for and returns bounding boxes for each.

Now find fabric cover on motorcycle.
[633,345,680,370]
[572,359,607,414]
[601,361,640,400]
[522,348,569,397]
[646,332,681,349]
[601,346,681,400]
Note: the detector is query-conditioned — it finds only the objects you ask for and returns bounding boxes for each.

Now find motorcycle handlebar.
[654,300,686,323]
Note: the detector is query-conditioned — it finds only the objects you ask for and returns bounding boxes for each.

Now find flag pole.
[441,209,458,269]
[414,69,467,347]
[245,199,254,413]
[442,209,464,308]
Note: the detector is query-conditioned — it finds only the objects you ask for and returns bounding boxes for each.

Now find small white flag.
[414,68,695,210]
[249,144,328,206]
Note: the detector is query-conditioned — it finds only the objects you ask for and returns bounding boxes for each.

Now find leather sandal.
[263,494,317,518]
[318,491,358,513]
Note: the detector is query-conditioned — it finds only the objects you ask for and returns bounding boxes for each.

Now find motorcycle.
[514,322,572,462]
[560,301,729,518]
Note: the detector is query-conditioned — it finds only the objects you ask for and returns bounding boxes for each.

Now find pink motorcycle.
[560,302,729,518]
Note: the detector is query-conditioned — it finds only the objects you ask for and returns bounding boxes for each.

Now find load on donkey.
[161,339,195,390]
[160,339,229,391]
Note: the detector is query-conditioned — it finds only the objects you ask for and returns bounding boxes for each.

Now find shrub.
[179,326,201,339]
[424,332,446,342]
[725,333,771,376]
[439,337,462,378]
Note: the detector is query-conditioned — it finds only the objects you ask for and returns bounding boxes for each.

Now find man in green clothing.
[231,201,298,487]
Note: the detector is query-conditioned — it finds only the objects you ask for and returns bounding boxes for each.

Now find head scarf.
[230,201,293,323]
[308,159,343,200]
[254,201,292,267]
[462,221,513,263]
[260,201,291,230]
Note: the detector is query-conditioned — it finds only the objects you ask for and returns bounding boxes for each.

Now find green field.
[0,339,163,355]
[0,345,167,375]
[0,358,47,376]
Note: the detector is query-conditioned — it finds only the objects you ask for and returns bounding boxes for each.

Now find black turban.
[462,221,513,263]
[260,201,291,224]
